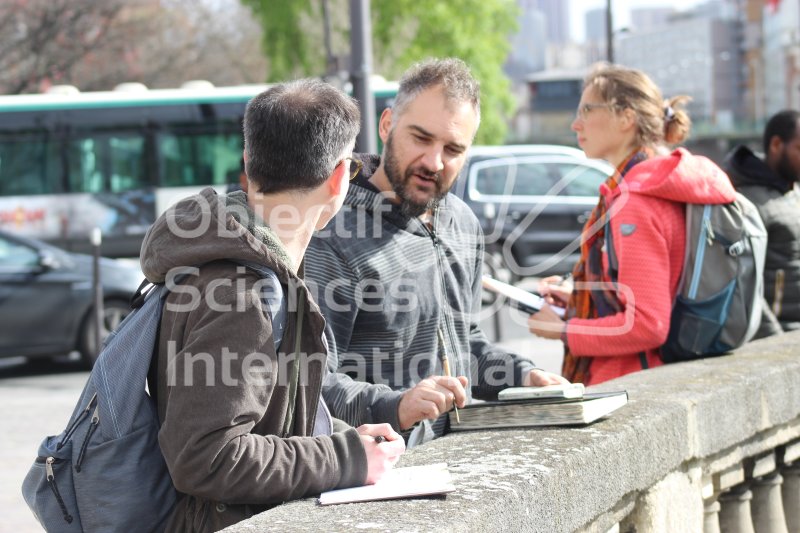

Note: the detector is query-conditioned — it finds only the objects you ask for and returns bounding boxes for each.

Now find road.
[0,300,563,533]
[0,358,89,533]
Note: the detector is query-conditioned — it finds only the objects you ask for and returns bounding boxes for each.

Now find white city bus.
[0,80,398,257]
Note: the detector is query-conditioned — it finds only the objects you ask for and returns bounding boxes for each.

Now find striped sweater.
[305,155,537,443]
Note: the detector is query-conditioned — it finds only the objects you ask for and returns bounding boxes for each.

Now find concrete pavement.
[0,362,89,533]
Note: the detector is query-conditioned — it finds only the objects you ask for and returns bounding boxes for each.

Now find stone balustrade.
[224,331,800,533]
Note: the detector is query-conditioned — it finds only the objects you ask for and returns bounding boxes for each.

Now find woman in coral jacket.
[528,63,736,386]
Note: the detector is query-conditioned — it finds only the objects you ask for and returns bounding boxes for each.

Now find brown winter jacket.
[140,188,367,532]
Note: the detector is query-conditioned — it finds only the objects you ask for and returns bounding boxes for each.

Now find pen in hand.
[436,328,460,424]
[373,435,386,444]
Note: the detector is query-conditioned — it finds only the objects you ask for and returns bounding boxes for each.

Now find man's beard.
[383,133,449,218]
[774,150,799,184]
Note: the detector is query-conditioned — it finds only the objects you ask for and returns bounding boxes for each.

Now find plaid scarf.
[561,150,649,383]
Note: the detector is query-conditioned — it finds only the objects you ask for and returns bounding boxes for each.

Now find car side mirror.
[37,250,60,271]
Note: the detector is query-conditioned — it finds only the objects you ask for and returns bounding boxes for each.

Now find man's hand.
[357,423,406,484]
[397,375,469,430]
[523,368,570,387]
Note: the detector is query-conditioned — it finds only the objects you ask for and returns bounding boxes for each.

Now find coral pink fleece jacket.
[566,148,736,385]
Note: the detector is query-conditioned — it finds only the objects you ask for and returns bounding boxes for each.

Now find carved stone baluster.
[778,441,800,533]
[750,472,788,533]
[704,499,721,533]
[718,484,756,533]
[780,464,800,533]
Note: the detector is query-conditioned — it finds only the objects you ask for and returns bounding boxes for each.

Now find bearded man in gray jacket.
[140,79,404,532]
[724,109,800,337]
[305,58,568,446]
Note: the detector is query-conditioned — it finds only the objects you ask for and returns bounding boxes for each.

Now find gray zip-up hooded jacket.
[305,155,538,444]
[140,188,366,532]
[724,145,800,334]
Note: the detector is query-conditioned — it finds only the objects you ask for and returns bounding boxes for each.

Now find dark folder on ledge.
[448,391,628,431]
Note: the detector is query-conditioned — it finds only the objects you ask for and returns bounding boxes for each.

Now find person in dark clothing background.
[723,109,800,337]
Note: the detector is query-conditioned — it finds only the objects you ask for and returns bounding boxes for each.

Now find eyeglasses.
[341,157,363,181]
[575,102,611,121]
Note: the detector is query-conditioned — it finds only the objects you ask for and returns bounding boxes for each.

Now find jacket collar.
[724,144,793,194]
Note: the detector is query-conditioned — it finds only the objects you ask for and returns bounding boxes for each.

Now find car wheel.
[78,299,131,367]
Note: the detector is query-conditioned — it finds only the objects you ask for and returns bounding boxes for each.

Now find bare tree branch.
[0,0,267,94]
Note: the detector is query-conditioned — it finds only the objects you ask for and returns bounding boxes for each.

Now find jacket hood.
[607,148,736,205]
[723,144,792,193]
[140,187,294,283]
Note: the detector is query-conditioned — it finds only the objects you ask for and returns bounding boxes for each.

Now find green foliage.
[241,0,320,82]
[243,0,519,144]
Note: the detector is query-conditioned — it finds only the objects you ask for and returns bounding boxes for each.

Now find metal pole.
[91,228,104,360]
[321,0,337,76]
[350,0,377,154]
[606,0,614,63]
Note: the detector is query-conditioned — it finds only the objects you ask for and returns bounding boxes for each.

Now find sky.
[570,0,703,41]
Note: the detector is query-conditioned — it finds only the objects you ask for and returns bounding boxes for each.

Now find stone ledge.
[224,331,800,533]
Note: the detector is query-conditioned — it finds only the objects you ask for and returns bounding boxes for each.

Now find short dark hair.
[392,58,481,130]
[763,110,800,155]
[244,79,360,194]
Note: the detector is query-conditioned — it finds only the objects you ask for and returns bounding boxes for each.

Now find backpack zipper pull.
[45,457,74,524]
[75,406,100,472]
[57,392,97,451]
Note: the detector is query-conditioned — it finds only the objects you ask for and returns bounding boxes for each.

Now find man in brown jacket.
[140,79,405,532]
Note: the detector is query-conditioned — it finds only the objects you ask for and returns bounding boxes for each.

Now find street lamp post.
[606,0,614,63]
[350,0,377,154]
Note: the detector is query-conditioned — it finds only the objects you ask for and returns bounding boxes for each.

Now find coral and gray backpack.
[608,192,767,363]
[21,262,287,532]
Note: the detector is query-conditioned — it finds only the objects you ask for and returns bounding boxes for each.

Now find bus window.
[158,131,241,187]
[0,82,397,256]
[0,135,62,196]
[67,133,148,193]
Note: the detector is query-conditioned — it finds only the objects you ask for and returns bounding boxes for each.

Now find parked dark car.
[451,145,614,280]
[0,228,142,366]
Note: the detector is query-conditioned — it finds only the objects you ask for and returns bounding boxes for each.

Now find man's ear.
[769,135,784,158]
[328,159,348,196]
[378,108,393,144]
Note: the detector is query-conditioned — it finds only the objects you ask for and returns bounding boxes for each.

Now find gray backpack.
[608,193,767,363]
[661,193,767,361]
[21,262,290,532]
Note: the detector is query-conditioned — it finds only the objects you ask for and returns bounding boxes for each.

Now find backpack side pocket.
[21,436,83,530]
[662,278,736,362]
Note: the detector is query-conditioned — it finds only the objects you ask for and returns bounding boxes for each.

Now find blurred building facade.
[524,0,569,45]
[615,4,741,131]
[762,0,800,116]
[507,0,800,154]
[584,7,607,65]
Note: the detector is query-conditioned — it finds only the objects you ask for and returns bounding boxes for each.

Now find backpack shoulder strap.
[232,260,288,347]
[148,263,287,420]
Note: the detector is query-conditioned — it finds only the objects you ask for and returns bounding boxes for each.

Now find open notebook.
[318,463,455,505]
[449,391,628,431]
